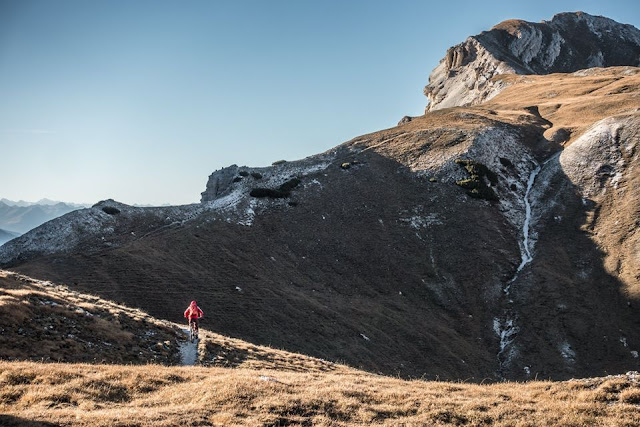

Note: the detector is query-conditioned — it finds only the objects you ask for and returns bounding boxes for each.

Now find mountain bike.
[189,319,199,343]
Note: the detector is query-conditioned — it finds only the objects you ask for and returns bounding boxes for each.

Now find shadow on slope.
[10,149,518,381]
[499,149,640,380]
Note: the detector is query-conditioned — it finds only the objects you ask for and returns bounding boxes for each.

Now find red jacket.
[184,305,203,320]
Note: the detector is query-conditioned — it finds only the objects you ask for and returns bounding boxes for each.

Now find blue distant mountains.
[0,198,90,237]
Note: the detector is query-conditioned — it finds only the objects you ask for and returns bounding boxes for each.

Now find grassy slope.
[0,270,184,364]
[1,361,639,426]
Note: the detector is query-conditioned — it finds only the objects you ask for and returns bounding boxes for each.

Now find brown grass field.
[1,361,639,426]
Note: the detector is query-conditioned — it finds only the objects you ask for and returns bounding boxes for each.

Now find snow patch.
[401,214,443,230]
[494,317,519,367]
[558,341,576,362]
[560,116,638,198]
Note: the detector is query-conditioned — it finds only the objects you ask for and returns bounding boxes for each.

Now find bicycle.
[189,319,199,343]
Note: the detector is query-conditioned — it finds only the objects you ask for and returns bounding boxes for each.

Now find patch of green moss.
[454,159,499,201]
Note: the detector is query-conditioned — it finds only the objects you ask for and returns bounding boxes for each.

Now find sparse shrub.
[510,183,517,191]
[272,160,287,166]
[250,188,288,198]
[101,206,120,215]
[341,162,351,169]
[239,171,249,177]
[233,177,243,183]
[250,177,301,199]
[251,172,263,179]
[454,159,499,201]
[278,177,301,193]
[499,157,514,169]
[455,178,479,190]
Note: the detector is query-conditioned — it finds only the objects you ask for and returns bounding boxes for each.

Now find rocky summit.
[424,11,640,111]
[1,12,639,382]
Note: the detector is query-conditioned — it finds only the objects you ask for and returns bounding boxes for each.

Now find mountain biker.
[184,300,204,332]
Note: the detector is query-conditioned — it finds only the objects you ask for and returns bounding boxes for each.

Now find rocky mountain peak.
[424,11,640,112]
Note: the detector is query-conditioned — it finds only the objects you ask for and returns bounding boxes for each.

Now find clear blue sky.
[1,0,638,205]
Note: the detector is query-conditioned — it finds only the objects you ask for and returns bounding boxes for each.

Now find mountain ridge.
[1,14,639,381]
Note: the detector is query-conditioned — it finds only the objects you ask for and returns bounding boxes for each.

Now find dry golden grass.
[343,67,640,174]
[0,361,638,426]
[0,269,358,373]
[485,67,640,144]
[198,330,350,374]
[0,270,181,364]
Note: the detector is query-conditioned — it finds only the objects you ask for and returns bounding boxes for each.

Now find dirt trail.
[179,328,198,365]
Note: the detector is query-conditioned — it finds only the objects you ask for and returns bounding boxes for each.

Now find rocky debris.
[424,12,640,111]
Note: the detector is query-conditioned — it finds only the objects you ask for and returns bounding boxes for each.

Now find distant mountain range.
[0,199,90,235]
[0,228,20,246]
[0,198,89,208]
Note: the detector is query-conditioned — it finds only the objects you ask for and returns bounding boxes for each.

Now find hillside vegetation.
[1,362,639,426]
[0,270,181,364]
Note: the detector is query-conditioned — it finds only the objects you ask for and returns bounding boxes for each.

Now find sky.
[1,0,638,206]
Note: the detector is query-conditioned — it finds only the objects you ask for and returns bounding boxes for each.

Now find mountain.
[1,12,639,382]
[0,198,89,208]
[424,11,640,111]
[0,200,87,234]
[0,199,33,207]
[0,229,20,246]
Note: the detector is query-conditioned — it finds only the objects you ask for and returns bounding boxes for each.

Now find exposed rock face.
[424,12,640,111]
[200,165,240,202]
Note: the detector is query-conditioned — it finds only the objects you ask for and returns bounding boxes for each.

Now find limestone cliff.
[424,12,640,111]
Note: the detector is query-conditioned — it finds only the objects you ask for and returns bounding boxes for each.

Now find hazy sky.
[1,0,638,205]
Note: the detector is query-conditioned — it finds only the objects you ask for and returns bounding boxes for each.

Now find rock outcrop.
[424,12,640,111]
[200,165,240,202]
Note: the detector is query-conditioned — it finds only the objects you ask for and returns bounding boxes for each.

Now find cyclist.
[184,300,204,334]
